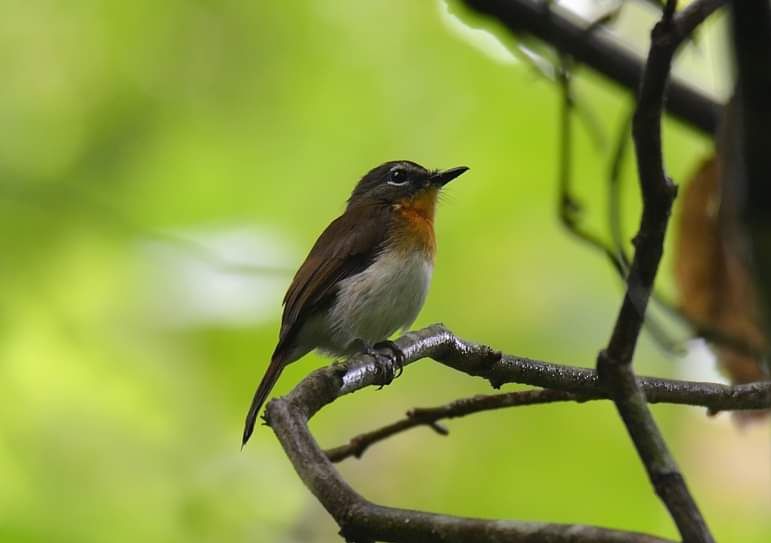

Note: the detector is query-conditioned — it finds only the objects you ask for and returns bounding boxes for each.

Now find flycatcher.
[242,160,468,445]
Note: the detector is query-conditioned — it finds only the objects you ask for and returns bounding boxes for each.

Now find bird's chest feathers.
[330,249,433,342]
[391,189,438,255]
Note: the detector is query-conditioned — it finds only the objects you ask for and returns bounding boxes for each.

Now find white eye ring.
[387,168,408,186]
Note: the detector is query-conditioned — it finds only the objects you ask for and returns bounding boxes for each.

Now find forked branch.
[266,324,771,542]
[325,376,770,464]
[597,1,725,542]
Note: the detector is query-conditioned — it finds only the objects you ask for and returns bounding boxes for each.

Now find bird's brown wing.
[243,204,390,446]
[276,203,390,352]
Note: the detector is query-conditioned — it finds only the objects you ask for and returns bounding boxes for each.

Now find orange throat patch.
[391,188,438,255]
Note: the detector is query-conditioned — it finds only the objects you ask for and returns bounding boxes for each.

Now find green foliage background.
[1,1,768,542]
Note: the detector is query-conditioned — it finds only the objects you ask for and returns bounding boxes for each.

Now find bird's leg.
[349,338,404,388]
[349,338,390,386]
[373,340,406,378]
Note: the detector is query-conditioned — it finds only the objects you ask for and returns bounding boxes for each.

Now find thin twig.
[557,67,684,355]
[325,369,769,463]
[557,56,627,277]
[608,109,633,271]
[326,389,594,463]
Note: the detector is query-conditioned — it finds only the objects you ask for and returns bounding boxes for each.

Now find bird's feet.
[373,340,406,384]
[352,339,406,388]
[376,340,406,376]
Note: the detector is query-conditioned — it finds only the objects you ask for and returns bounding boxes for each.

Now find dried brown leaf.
[674,151,768,421]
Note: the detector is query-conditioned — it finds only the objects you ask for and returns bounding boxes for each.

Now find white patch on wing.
[329,248,433,346]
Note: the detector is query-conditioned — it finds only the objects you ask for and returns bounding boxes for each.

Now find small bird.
[242,160,468,445]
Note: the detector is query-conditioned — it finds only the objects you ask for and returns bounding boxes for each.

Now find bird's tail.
[242,350,287,447]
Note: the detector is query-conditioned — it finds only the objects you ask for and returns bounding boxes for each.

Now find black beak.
[431,166,469,187]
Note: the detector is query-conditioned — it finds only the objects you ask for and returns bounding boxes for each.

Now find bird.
[241,160,468,446]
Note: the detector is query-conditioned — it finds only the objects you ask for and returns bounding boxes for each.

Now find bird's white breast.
[328,247,433,348]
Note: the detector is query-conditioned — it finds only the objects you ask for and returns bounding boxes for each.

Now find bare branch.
[325,364,771,463]
[610,135,767,364]
[267,327,678,543]
[557,56,628,278]
[326,389,593,463]
[557,76,685,356]
[598,2,725,542]
[730,0,771,373]
[608,109,634,269]
[266,324,771,542]
[460,0,723,134]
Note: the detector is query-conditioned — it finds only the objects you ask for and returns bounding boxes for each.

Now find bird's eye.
[387,168,408,186]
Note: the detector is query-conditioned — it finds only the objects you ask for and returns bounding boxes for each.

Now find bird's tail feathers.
[242,349,287,447]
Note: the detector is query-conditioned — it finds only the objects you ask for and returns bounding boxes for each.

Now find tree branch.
[326,388,594,463]
[460,0,724,134]
[325,366,771,463]
[597,2,723,542]
[545,2,763,363]
[730,0,771,374]
[557,67,687,356]
[266,327,673,543]
[266,324,771,542]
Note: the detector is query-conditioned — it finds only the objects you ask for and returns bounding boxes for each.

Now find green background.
[1,1,768,542]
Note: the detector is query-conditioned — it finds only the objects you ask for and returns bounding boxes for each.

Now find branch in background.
[473,0,759,364]
[557,55,628,278]
[730,0,771,375]
[266,324,771,542]
[460,0,722,134]
[556,64,686,356]
[602,107,769,363]
[546,3,762,364]
[598,2,724,542]
[608,108,634,269]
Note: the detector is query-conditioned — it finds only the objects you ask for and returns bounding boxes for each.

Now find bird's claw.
[372,340,406,386]
[374,340,405,377]
[355,340,406,388]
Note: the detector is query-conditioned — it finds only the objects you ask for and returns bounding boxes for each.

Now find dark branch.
[730,0,771,374]
[326,389,593,463]
[267,324,771,542]
[598,2,724,542]
[559,47,763,362]
[325,364,771,463]
[474,0,760,364]
[608,108,634,270]
[557,56,628,278]
[460,0,723,134]
[557,74,685,356]
[268,328,668,543]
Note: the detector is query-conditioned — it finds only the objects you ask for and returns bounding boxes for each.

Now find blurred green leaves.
[0,1,767,542]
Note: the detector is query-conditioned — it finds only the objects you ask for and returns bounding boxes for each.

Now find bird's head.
[347,160,468,210]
